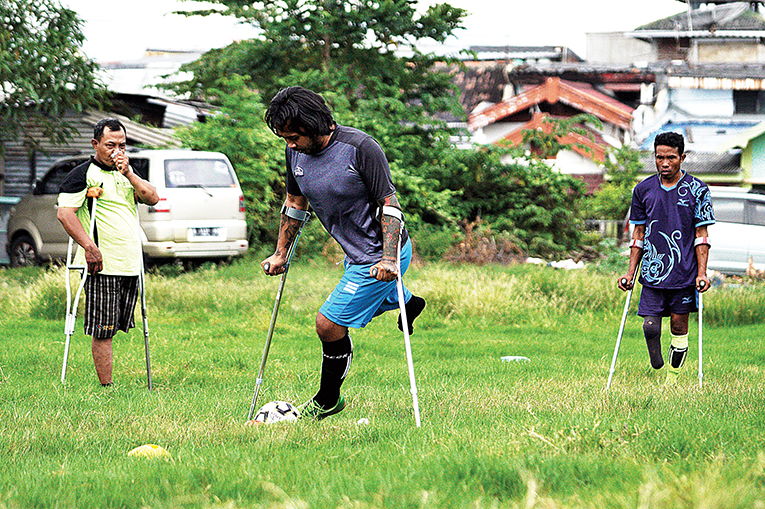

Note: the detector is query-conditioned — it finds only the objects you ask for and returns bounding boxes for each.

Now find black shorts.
[638,285,697,317]
[84,274,139,339]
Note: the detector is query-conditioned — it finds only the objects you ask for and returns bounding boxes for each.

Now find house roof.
[636,2,765,32]
[468,77,634,131]
[716,120,765,151]
[82,110,181,148]
[501,112,610,163]
[465,45,583,62]
[638,151,742,176]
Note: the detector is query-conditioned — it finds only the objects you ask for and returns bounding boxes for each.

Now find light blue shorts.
[319,239,413,328]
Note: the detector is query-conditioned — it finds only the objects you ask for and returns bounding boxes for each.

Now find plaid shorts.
[84,274,139,339]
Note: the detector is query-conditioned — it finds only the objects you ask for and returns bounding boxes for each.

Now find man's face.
[654,144,685,182]
[92,127,127,167]
[276,128,326,155]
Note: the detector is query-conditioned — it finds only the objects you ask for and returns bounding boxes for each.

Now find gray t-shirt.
[285,125,408,264]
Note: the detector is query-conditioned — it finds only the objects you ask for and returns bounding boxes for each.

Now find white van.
[707,186,765,275]
[5,149,249,266]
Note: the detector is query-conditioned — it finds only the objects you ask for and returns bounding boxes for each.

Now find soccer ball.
[252,400,300,424]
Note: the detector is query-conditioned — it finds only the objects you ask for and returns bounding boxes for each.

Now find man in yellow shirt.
[57,118,159,386]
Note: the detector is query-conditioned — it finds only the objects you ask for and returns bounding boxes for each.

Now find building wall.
[749,135,765,184]
[585,33,655,64]
[669,88,734,117]
[697,40,765,63]
[1,111,92,198]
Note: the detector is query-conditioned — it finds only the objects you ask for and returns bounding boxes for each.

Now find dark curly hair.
[264,87,335,137]
[654,131,684,155]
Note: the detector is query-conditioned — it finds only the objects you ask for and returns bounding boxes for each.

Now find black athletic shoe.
[398,295,426,335]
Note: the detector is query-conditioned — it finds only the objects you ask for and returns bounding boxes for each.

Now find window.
[39,160,86,195]
[712,197,746,223]
[750,201,765,227]
[734,90,765,114]
[164,159,236,188]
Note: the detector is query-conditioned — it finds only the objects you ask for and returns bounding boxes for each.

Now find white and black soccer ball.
[253,400,301,424]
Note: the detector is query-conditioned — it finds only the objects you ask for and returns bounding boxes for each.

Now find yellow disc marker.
[127,444,171,458]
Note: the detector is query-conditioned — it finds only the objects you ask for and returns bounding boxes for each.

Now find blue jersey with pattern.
[630,172,715,289]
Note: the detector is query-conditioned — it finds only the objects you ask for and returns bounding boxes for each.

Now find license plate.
[188,227,226,241]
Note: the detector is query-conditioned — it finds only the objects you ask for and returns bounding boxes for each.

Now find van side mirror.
[32,178,44,195]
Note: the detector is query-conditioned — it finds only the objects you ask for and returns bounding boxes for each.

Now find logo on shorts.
[294,166,304,177]
[342,282,359,294]
[682,296,693,304]
[96,324,115,331]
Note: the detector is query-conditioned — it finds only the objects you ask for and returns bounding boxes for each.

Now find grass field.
[1,257,765,508]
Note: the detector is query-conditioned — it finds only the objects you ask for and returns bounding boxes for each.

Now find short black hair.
[654,131,684,155]
[264,86,335,137]
[94,118,126,141]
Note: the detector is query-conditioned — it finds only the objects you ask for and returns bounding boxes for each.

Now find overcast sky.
[62,0,686,62]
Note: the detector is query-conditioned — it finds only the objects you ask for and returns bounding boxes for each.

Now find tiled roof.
[468,77,634,130]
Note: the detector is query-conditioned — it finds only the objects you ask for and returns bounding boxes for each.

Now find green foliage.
[426,145,586,258]
[584,145,643,220]
[0,0,105,151]
[174,76,284,243]
[520,113,603,159]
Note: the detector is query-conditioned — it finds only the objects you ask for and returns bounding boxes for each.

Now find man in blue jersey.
[618,132,714,385]
[262,86,426,419]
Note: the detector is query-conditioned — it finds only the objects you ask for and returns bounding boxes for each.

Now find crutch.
[61,195,99,384]
[606,265,640,391]
[374,207,421,427]
[698,280,706,388]
[136,210,153,390]
[247,207,311,420]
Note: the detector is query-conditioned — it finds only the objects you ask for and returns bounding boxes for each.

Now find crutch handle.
[699,280,707,290]
[371,267,378,278]
[263,262,270,272]
[620,277,628,286]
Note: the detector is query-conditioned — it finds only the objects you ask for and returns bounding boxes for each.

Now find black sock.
[314,333,353,409]
[398,295,426,335]
[643,317,664,369]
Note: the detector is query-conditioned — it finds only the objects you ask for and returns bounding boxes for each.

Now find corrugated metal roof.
[636,3,765,31]
[638,150,742,175]
[82,110,181,148]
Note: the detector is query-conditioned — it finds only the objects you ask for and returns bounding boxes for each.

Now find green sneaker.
[299,394,346,420]
[664,367,680,387]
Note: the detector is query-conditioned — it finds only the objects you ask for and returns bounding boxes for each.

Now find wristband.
[629,239,644,249]
[694,236,710,247]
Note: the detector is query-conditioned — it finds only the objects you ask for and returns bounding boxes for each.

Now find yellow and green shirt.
[57,156,142,276]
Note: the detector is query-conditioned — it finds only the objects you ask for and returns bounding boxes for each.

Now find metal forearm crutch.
[606,264,640,391]
[376,206,421,427]
[247,207,311,420]
[61,196,99,384]
[136,209,153,390]
[698,280,706,388]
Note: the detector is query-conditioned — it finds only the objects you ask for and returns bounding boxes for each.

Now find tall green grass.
[0,259,764,508]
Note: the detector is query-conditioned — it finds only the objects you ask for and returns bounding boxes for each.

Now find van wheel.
[9,235,39,267]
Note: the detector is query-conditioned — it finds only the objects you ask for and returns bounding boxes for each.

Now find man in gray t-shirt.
[262,86,426,420]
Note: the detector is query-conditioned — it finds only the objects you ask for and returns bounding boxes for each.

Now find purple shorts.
[638,285,698,317]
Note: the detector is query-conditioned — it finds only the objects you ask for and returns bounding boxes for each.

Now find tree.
[520,113,603,160]
[584,145,642,221]
[0,0,105,151]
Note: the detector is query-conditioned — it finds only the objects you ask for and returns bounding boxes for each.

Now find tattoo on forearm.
[381,214,400,263]
[276,215,300,256]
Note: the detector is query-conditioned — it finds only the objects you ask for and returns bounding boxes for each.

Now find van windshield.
[164,159,237,188]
